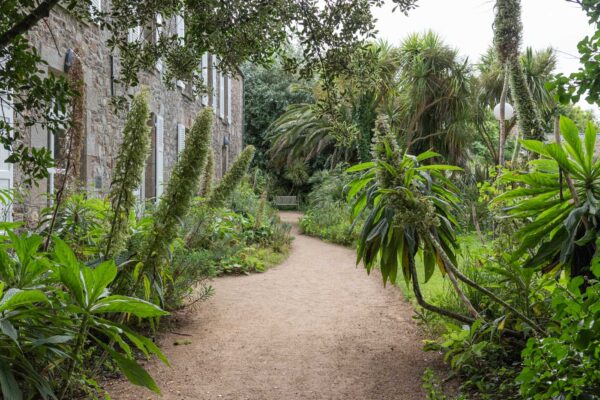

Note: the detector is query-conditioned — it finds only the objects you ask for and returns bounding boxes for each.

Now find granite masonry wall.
[15,3,243,221]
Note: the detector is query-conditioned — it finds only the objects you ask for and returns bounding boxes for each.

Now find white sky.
[373,0,597,112]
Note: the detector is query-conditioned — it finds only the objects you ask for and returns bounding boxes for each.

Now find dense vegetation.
[2,0,600,398]
[242,1,600,398]
[0,91,291,398]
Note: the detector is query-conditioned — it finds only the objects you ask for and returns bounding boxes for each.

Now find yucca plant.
[496,116,600,278]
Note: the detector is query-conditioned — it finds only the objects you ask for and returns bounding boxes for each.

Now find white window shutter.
[0,94,13,221]
[155,14,163,72]
[201,53,209,105]
[155,115,164,198]
[212,56,218,112]
[176,15,185,43]
[177,123,186,155]
[89,0,101,16]
[128,26,141,43]
[227,75,232,124]
[219,72,225,119]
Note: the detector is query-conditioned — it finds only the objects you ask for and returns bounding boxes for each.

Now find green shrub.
[298,168,358,246]
[0,231,167,399]
[518,268,600,399]
[38,194,109,260]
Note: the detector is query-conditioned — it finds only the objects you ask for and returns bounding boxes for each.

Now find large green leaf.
[0,288,47,313]
[559,116,586,169]
[109,349,161,394]
[89,260,117,303]
[346,162,375,173]
[0,362,22,400]
[91,295,168,318]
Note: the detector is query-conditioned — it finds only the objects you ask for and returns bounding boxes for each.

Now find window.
[201,53,208,105]
[47,99,69,197]
[175,15,185,44]
[155,14,163,73]
[177,123,186,156]
[0,91,13,221]
[89,0,102,18]
[226,75,232,124]
[155,114,164,198]
[128,26,142,43]
[144,113,165,200]
[219,71,225,120]
[211,55,218,112]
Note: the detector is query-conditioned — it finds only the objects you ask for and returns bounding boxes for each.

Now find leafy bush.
[518,266,600,399]
[38,194,109,260]
[0,231,167,399]
[299,169,358,246]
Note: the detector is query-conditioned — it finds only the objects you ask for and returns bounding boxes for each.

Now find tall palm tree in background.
[269,34,476,170]
[393,31,473,166]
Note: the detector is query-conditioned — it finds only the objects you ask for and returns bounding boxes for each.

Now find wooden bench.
[274,195,299,209]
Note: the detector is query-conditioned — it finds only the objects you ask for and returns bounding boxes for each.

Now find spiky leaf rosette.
[105,89,151,257]
[141,108,213,291]
[199,149,214,197]
[496,116,600,278]
[206,145,256,209]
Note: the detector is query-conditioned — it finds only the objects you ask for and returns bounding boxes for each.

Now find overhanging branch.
[0,0,62,48]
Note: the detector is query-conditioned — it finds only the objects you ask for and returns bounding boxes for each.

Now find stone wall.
[15,3,243,221]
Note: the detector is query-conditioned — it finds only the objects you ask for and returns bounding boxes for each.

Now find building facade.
[2,1,244,222]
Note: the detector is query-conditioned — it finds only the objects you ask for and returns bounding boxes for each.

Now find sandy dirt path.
[105,212,441,399]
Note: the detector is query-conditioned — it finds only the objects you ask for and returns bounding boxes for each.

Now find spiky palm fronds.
[267,104,337,168]
[396,31,473,165]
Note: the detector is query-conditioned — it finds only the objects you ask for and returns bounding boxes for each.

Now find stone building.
[0,1,244,221]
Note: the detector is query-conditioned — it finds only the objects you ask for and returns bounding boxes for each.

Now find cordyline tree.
[0,0,418,183]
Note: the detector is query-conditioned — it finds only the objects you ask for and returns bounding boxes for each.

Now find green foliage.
[549,0,600,105]
[427,320,522,399]
[207,145,256,209]
[497,116,600,278]
[347,127,462,286]
[169,181,291,307]
[518,268,600,399]
[39,194,109,260]
[139,108,212,296]
[0,231,167,399]
[299,169,359,246]
[243,57,314,169]
[396,32,473,165]
[105,89,151,258]
[199,149,214,197]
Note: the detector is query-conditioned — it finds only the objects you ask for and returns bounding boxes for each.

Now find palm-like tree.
[394,31,473,166]
[267,41,402,169]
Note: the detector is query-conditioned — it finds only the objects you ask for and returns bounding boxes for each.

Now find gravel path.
[105,212,441,399]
